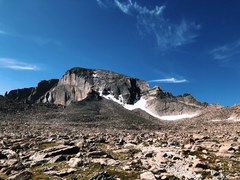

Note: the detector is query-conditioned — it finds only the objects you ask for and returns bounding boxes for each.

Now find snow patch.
[92,73,98,78]
[99,92,198,121]
[227,116,240,122]
[211,119,223,122]
[159,114,198,120]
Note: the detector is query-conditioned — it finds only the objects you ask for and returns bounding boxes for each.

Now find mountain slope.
[5,79,58,104]
[4,67,207,119]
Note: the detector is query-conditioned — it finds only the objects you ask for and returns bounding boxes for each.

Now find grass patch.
[31,161,68,180]
[189,150,240,175]
[72,163,140,180]
[234,151,240,158]
[97,143,141,160]
[30,143,142,179]
[31,165,53,180]
[0,172,7,180]
[31,162,140,180]
[38,142,59,150]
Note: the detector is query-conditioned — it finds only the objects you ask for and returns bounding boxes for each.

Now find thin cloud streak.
[32,36,63,47]
[96,0,200,50]
[96,0,107,8]
[0,30,7,35]
[149,78,188,83]
[211,40,240,62]
[114,0,165,15]
[0,58,39,71]
[0,24,62,47]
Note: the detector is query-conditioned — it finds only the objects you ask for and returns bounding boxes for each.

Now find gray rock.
[30,145,79,162]
[44,168,77,177]
[87,150,110,158]
[68,157,83,168]
[140,171,156,180]
[90,172,115,180]
[8,170,32,180]
[1,149,17,159]
[48,155,66,163]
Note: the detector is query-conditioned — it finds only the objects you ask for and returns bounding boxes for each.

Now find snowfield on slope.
[100,92,198,120]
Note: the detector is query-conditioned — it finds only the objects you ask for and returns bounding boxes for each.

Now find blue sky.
[0,0,240,106]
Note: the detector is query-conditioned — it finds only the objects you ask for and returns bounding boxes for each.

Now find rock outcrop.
[5,79,59,104]
[142,87,207,116]
[40,67,150,105]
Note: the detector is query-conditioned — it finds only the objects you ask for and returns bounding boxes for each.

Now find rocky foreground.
[0,120,240,180]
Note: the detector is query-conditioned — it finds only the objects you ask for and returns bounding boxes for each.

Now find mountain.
[5,79,59,104]
[189,104,240,122]
[1,69,240,180]
[4,67,208,119]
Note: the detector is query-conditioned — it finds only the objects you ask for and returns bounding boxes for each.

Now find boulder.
[140,171,156,180]
[68,158,83,168]
[44,168,77,177]
[8,170,32,180]
[90,172,115,180]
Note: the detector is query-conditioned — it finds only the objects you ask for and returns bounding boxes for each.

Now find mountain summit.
[5,67,207,119]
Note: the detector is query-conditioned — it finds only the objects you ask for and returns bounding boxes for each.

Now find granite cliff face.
[5,67,207,117]
[39,67,150,105]
[140,86,207,116]
[5,79,59,104]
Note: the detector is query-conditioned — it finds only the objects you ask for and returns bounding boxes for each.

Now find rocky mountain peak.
[4,67,207,118]
[40,67,150,105]
[145,86,173,99]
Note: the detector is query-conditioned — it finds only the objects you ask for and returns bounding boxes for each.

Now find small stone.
[68,158,83,168]
[87,150,110,158]
[124,143,137,149]
[45,168,77,177]
[160,173,175,180]
[48,155,66,163]
[122,165,131,171]
[140,171,156,180]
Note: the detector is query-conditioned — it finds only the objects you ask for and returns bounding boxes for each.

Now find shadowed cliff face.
[5,79,59,104]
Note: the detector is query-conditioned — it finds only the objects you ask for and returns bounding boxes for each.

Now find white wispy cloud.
[149,78,188,83]
[211,40,240,62]
[96,0,200,50]
[0,58,39,71]
[96,0,107,8]
[114,0,165,15]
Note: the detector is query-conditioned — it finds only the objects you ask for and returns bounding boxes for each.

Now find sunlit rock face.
[40,67,150,106]
[141,86,207,116]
